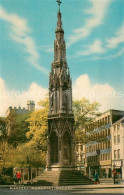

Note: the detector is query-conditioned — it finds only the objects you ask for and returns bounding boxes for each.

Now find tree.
[0,117,7,140]
[0,141,15,173]
[7,112,30,147]
[12,144,46,168]
[26,97,48,151]
[73,97,101,143]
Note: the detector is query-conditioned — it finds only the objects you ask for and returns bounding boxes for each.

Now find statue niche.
[50,131,58,164]
[62,131,71,165]
[62,82,68,108]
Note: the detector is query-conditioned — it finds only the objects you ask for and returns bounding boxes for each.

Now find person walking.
[117,172,121,184]
[13,172,17,185]
[112,169,117,184]
[94,170,100,184]
[17,171,22,185]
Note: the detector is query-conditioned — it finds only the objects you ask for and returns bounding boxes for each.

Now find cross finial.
[56,0,62,10]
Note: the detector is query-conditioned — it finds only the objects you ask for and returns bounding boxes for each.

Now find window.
[117,135,120,143]
[108,128,110,135]
[108,153,110,160]
[81,145,83,151]
[117,149,120,159]
[114,150,116,160]
[114,126,116,132]
[114,136,116,144]
[108,141,110,148]
[105,117,107,125]
[117,125,120,130]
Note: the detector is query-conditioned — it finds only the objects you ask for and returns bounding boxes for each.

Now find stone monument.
[33,2,93,185]
[47,0,75,171]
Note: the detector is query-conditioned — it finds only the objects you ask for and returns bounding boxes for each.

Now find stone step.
[32,170,94,186]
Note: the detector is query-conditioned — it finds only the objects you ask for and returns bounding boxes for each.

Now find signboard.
[113,160,121,167]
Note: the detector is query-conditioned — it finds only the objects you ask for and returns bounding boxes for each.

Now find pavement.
[0,183,124,195]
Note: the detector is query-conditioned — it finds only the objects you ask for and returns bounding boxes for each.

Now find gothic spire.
[53,0,67,63]
[48,0,73,116]
[56,10,63,32]
[56,0,63,33]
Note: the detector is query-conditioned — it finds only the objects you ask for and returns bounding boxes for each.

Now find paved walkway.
[0,184,124,195]
[0,183,124,189]
[0,180,124,194]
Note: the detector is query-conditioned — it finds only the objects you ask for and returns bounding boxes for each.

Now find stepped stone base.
[32,170,94,186]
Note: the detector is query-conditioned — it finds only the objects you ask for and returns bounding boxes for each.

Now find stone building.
[47,6,75,170]
[6,100,35,116]
[112,117,124,179]
[85,109,124,178]
[6,100,35,135]
[75,142,85,171]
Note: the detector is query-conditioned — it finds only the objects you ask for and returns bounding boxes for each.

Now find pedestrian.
[117,172,121,184]
[94,170,100,184]
[112,169,117,184]
[13,172,17,185]
[17,171,22,185]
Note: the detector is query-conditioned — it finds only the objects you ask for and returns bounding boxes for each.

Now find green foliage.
[12,144,46,168]
[26,97,48,151]
[7,112,30,147]
[0,117,7,140]
[73,98,101,143]
[0,174,12,184]
[0,141,15,171]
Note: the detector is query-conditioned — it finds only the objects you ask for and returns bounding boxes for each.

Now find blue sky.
[0,0,124,115]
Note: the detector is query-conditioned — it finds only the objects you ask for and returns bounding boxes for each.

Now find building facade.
[6,100,35,135]
[112,117,124,179]
[85,109,124,178]
[6,100,35,116]
[75,143,85,171]
[47,6,75,170]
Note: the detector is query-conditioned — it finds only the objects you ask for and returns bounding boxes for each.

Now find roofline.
[100,109,124,115]
[112,116,124,126]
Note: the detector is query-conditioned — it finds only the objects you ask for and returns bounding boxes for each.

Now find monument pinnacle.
[56,0,62,11]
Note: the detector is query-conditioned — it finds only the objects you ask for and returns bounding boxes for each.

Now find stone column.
[71,136,76,166]
[53,90,56,114]
[47,138,50,168]
[58,135,62,165]
[59,87,63,113]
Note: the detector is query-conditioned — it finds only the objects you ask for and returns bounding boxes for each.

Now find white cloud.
[93,47,124,60]
[73,47,124,61]
[106,24,124,49]
[76,39,105,56]
[73,74,124,112]
[0,6,48,74]
[1,76,124,116]
[0,78,48,116]
[67,0,112,47]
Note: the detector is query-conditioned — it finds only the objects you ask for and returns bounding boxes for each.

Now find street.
[0,184,124,195]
